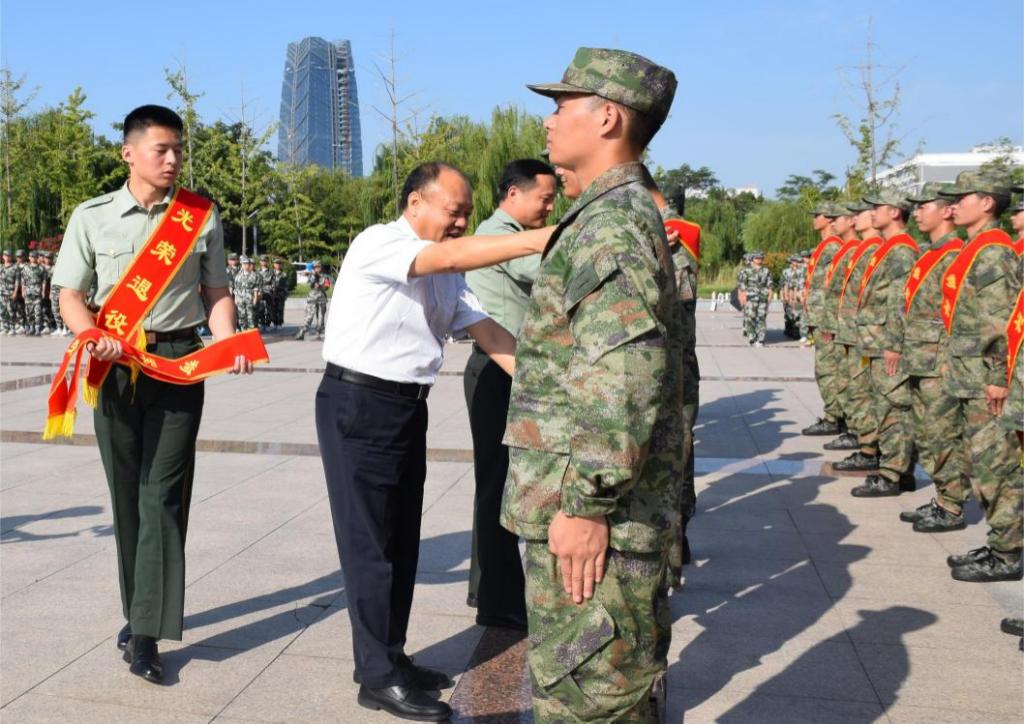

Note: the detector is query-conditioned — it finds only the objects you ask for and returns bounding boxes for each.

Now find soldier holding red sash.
[934,173,1022,583]
[51,105,257,683]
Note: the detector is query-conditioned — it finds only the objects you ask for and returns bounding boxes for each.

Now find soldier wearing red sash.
[935,173,1022,583]
[1012,194,1024,254]
[52,106,255,683]
[849,190,920,497]
[897,184,968,530]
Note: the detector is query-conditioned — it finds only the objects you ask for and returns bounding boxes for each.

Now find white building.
[875,146,1024,193]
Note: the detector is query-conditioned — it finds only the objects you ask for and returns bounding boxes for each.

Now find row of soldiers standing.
[735,250,814,345]
[225,254,288,332]
[800,173,1023,603]
[1,248,72,336]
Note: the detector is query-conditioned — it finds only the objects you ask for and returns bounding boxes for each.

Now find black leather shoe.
[951,551,1023,582]
[912,505,966,533]
[833,451,879,471]
[899,501,934,523]
[357,685,451,721]
[123,635,163,683]
[1000,617,1024,637]
[353,658,454,691]
[116,623,131,651]
[824,433,859,450]
[898,473,917,492]
[466,592,478,608]
[802,418,841,436]
[946,546,990,568]
[851,474,900,497]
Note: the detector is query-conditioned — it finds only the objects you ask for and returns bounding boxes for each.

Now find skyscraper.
[278,37,363,177]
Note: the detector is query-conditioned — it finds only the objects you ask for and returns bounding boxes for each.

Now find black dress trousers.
[314,375,427,689]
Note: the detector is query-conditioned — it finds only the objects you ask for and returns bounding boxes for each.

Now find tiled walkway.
[1,307,1021,723]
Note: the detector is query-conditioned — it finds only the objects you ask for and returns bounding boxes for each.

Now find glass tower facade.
[278,37,363,177]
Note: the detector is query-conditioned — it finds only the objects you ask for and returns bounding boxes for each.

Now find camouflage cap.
[751,250,765,259]
[527,47,677,127]
[844,200,873,214]
[820,201,850,218]
[27,249,38,257]
[1012,198,1024,213]
[906,182,957,205]
[272,257,283,264]
[227,252,239,260]
[39,250,51,258]
[14,249,25,257]
[239,255,252,264]
[2,249,11,256]
[938,170,1012,199]
[259,255,269,262]
[863,188,911,211]
[800,250,812,259]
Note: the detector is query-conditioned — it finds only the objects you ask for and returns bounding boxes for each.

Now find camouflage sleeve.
[560,220,665,518]
[882,247,916,353]
[978,248,1021,387]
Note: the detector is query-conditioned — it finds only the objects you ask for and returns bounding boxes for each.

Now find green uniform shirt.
[52,183,228,332]
[902,231,960,378]
[465,208,539,336]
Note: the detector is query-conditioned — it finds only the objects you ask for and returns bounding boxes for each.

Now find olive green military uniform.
[51,182,228,641]
[503,48,681,723]
[805,208,845,425]
[818,227,860,431]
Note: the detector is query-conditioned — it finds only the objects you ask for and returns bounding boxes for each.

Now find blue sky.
[3,0,1021,196]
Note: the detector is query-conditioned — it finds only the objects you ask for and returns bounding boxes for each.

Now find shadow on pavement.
[0,505,108,542]
[694,389,790,461]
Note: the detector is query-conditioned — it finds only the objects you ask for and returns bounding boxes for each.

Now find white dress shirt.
[321,216,488,384]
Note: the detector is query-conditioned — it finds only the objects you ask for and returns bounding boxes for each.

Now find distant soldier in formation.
[232,255,260,330]
[738,250,772,346]
[271,258,288,328]
[256,255,275,330]
[781,254,803,339]
[0,249,18,335]
[20,250,47,335]
[12,249,27,331]
[295,260,329,340]
[225,252,239,293]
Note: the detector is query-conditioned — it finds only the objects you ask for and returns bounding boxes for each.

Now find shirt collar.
[490,207,525,232]
[116,181,175,217]
[562,161,645,221]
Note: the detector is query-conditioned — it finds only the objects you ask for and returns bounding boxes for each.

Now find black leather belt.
[325,363,431,400]
[145,328,197,344]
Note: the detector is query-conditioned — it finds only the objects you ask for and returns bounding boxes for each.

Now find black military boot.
[946,546,990,568]
[833,451,879,471]
[951,549,1023,583]
[899,501,935,523]
[1000,618,1024,637]
[898,473,917,492]
[851,474,900,497]
[802,418,841,436]
[116,623,131,651]
[824,432,859,450]
[912,505,966,533]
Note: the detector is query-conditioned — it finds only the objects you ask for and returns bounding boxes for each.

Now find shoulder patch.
[82,194,115,210]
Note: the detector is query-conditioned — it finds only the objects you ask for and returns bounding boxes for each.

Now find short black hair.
[897,208,911,224]
[497,159,556,201]
[123,105,183,142]
[586,96,660,152]
[983,192,1011,217]
[399,162,469,212]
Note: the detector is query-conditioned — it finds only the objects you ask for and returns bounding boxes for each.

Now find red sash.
[1008,288,1024,385]
[904,238,963,314]
[825,238,860,285]
[805,235,842,295]
[837,237,881,309]
[44,188,270,439]
[1014,237,1024,256]
[941,228,1014,332]
[857,233,919,305]
[664,218,701,266]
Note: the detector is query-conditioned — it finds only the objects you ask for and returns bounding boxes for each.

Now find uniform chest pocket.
[95,239,136,285]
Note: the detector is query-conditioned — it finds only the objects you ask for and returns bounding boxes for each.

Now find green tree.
[261,164,329,261]
[653,163,719,211]
[164,64,204,190]
[775,170,840,205]
[741,201,818,254]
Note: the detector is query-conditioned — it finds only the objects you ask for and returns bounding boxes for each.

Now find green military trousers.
[94,337,204,641]
[909,376,968,513]
[524,542,670,723]
[868,358,915,482]
[814,336,845,423]
[843,346,879,452]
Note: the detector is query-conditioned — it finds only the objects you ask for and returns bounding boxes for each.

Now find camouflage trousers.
[0,295,14,330]
[23,295,44,331]
[867,358,915,482]
[843,347,879,452]
[524,542,670,723]
[235,300,255,330]
[255,299,270,328]
[48,288,64,331]
[813,336,845,423]
[742,298,768,343]
[668,394,699,587]
[909,376,968,512]
[934,391,1022,554]
[302,300,327,334]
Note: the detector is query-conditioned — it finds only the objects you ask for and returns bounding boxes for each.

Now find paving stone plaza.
[1,303,1021,723]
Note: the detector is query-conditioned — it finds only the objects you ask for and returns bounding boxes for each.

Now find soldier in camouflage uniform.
[738,250,772,346]
[295,261,329,340]
[0,250,18,334]
[20,250,47,335]
[225,252,239,292]
[898,184,970,530]
[792,254,809,341]
[38,251,54,333]
[780,256,797,338]
[937,175,1022,582]
[271,258,288,328]
[12,249,27,332]
[256,255,274,330]
[501,48,681,723]
[232,256,260,330]
[850,190,920,497]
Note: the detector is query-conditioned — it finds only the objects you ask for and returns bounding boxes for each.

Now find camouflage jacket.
[941,224,1022,398]
[20,264,46,297]
[501,162,685,553]
[225,265,239,292]
[0,263,18,294]
[258,267,276,295]
[819,238,859,333]
[739,266,772,299]
[232,270,260,302]
[780,267,794,293]
[662,205,700,398]
[805,237,842,328]
[835,238,881,347]
[902,231,961,378]
[856,232,919,359]
[307,272,330,301]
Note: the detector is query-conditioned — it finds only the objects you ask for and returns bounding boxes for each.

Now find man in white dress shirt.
[315,162,551,722]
